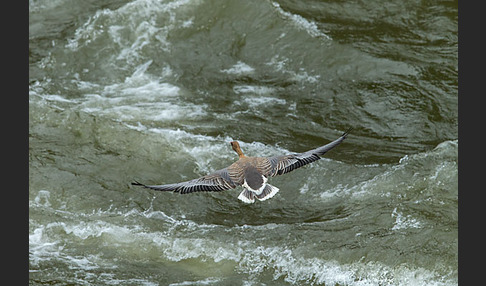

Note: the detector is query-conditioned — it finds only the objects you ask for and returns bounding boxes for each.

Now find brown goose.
[132,129,351,203]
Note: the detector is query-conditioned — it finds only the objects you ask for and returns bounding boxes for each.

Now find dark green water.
[29,0,457,285]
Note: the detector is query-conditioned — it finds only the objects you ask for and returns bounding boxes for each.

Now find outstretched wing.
[132,168,237,194]
[267,128,351,177]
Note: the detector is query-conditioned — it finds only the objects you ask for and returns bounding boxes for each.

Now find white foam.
[65,9,111,50]
[39,94,76,103]
[30,222,105,272]
[64,221,138,241]
[169,278,221,286]
[122,81,180,96]
[266,55,321,83]
[76,69,207,122]
[29,219,138,270]
[29,0,66,12]
[233,85,275,95]
[66,0,201,63]
[103,65,179,98]
[321,139,458,201]
[33,190,51,208]
[29,200,456,286]
[141,210,179,224]
[103,277,158,286]
[124,125,237,174]
[241,96,287,108]
[232,85,288,112]
[221,61,255,75]
[391,207,422,231]
[39,216,435,286]
[191,242,454,286]
[29,225,59,266]
[299,183,310,194]
[271,2,332,40]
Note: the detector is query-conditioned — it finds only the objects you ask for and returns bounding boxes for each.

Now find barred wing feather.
[132,169,237,194]
[268,129,351,177]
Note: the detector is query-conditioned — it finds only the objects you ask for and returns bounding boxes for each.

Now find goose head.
[230,141,245,158]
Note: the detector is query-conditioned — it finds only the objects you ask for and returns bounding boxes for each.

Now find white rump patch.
[242,176,268,195]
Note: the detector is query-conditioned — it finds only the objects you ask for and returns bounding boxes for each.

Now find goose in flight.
[132,129,351,203]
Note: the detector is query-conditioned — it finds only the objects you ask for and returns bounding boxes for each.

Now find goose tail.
[238,189,256,203]
[255,184,280,201]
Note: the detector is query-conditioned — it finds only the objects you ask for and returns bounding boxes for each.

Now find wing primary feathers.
[269,128,351,176]
[341,127,353,137]
[131,168,237,194]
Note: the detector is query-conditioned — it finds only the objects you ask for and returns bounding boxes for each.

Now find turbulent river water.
[29,0,458,285]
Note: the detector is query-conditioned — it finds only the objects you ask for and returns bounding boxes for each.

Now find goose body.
[132,129,351,203]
